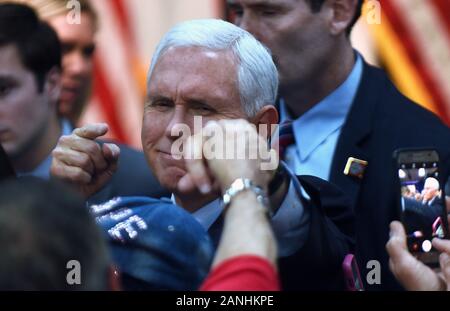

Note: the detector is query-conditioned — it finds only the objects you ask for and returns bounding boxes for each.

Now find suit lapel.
[329,62,381,210]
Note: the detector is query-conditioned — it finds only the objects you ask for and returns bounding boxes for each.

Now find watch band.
[222,178,272,217]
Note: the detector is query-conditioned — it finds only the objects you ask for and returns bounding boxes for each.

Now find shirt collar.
[280,53,363,161]
[17,155,53,179]
[170,194,223,231]
[61,118,73,135]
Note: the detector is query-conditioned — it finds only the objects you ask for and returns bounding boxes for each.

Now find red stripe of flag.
[433,0,450,38]
[110,0,136,46]
[93,55,128,143]
[94,0,139,145]
[381,0,450,124]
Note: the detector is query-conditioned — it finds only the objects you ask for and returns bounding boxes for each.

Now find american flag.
[368,0,450,125]
[83,0,224,147]
[86,0,450,148]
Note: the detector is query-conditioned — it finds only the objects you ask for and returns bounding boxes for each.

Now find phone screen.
[396,150,448,264]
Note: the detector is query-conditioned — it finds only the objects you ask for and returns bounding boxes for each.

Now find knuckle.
[79,155,93,171]
[73,127,86,136]
[385,240,393,252]
[72,168,89,182]
[50,163,61,176]
[51,147,64,158]
[85,142,100,156]
[78,152,90,164]
[51,164,68,179]
[59,135,73,145]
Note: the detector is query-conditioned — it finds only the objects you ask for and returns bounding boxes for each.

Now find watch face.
[222,178,270,209]
[222,193,231,206]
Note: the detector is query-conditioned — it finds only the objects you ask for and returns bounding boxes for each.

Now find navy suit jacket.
[328,60,450,290]
[402,197,436,237]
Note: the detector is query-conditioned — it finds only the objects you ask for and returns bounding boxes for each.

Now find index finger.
[184,132,211,194]
[73,123,109,140]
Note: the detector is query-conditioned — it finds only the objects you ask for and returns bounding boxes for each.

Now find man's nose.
[164,107,192,141]
[65,51,92,77]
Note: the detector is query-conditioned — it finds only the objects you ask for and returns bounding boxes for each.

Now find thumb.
[73,123,109,140]
[386,221,408,261]
[102,143,120,164]
[387,221,444,290]
[90,144,120,192]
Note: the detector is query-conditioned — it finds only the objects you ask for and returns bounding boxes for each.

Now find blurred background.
[70,0,450,148]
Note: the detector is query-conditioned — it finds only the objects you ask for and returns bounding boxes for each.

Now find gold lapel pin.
[344,157,368,179]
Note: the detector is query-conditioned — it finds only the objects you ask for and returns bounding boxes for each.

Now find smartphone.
[342,254,364,291]
[394,148,449,266]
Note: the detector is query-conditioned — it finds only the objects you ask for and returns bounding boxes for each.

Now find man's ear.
[326,0,359,36]
[250,105,279,140]
[44,67,61,104]
[108,265,122,291]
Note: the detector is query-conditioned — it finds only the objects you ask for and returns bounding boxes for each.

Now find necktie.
[271,120,295,160]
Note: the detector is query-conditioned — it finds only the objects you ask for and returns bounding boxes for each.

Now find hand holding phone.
[394,148,449,267]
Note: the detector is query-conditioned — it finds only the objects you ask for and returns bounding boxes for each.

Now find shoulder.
[358,63,450,137]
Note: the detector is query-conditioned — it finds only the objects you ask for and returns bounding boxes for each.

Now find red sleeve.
[199,255,280,291]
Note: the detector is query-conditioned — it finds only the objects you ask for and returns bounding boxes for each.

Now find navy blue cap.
[91,196,213,290]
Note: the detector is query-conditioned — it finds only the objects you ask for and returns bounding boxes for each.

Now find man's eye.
[192,105,214,115]
[260,9,277,16]
[0,85,13,97]
[232,8,243,16]
[156,101,171,107]
[228,5,243,20]
[61,44,74,55]
[149,100,173,110]
[83,46,96,58]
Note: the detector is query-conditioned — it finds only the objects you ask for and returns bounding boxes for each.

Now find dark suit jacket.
[88,143,170,204]
[328,60,450,290]
[208,174,355,290]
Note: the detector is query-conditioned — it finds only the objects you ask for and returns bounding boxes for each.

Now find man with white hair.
[405,176,445,239]
[422,177,441,206]
[51,19,354,290]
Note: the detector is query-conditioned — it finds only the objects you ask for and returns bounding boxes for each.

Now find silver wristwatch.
[222,178,272,216]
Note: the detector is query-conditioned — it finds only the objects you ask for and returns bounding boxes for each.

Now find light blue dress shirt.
[280,54,363,181]
[17,119,72,179]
